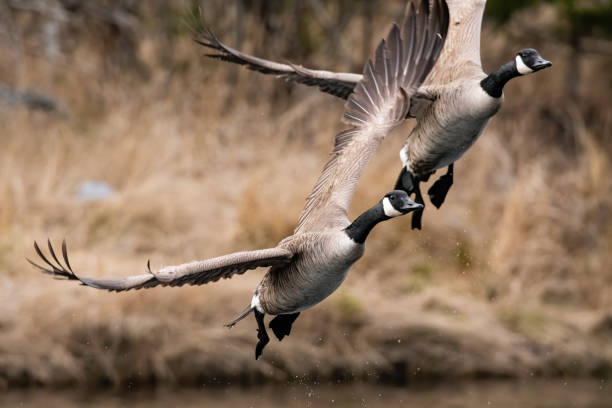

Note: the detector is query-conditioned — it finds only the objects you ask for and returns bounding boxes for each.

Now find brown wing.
[423,0,486,85]
[196,28,360,100]
[295,0,449,234]
[28,240,293,293]
[197,1,450,115]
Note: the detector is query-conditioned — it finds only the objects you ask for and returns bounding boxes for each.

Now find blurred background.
[1,0,611,404]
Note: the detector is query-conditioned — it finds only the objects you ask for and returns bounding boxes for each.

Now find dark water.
[2,380,610,408]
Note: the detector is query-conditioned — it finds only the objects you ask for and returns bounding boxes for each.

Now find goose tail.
[225,305,254,328]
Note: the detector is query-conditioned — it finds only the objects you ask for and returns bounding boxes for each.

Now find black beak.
[532,57,552,71]
[399,199,424,212]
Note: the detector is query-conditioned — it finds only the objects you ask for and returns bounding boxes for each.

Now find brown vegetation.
[0,1,611,389]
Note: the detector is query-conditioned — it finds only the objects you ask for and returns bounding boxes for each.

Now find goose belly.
[403,86,501,178]
[291,265,353,312]
[262,234,364,315]
[407,120,489,176]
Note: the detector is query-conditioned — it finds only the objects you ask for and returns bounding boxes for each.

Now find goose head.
[381,190,423,218]
[481,48,552,98]
[515,48,552,75]
[345,190,422,244]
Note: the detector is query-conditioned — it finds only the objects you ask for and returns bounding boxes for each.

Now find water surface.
[3,380,610,408]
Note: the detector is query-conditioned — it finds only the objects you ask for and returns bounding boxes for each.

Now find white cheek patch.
[382,197,403,218]
[515,55,534,75]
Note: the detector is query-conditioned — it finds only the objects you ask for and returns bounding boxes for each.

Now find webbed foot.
[269,312,300,342]
[411,210,423,230]
[427,164,453,209]
[411,180,425,230]
[254,309,269,360]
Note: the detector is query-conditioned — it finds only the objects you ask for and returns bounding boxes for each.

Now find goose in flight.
[29,1,447,360]
[197,0,551,229]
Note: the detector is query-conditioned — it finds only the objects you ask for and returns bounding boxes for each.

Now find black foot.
[395,167,414,195]
[411,180,425,230]
[427,164,453,209]
[269,312,300,342]
[254,310,269,360]
[411,210,423,230]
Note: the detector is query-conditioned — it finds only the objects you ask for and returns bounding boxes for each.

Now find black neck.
[480,60,520,98]
[344,203,388,244]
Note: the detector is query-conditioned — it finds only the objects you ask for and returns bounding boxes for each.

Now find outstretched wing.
[295,0,448,234]
[28,240,293,292]
[197,1,451,99]
[196,29,360,99]
[424,0,486,85]
[197,1,450,113]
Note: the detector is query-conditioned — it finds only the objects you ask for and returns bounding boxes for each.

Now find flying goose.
[197,0,551,229]
[29,2,447,359]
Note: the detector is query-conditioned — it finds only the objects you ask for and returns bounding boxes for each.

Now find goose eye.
[389,195,395,201]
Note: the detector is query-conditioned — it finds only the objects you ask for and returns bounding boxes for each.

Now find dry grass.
[1,3,611,389]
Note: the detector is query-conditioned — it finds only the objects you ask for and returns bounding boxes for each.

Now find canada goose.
[197,0,551,229]
[29,2,447,359]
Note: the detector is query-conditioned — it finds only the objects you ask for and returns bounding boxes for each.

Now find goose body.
[258,231,363,315]
[30,1,447,359]
[198,0,551,229]
[402,76,502,178]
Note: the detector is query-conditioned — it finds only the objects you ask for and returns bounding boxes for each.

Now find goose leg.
[269,312,300,341]
[395,166,425,229]
[411,181,425,230]
[394,167,415,195]
[254,309,269,360]
[427,164,454,209]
